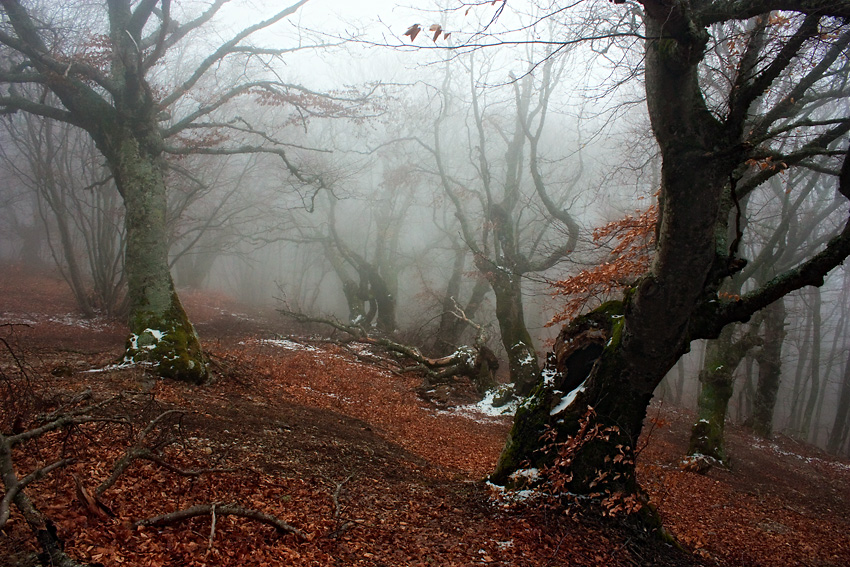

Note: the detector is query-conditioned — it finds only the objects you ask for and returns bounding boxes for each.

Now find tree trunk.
[687,323,759,462]
[492,302,648,491]
[369,267,397,334]
[674,357,686,405]
[788,299,813,432]
[752,298,786,437]
[493,11,729,494]
[489,3,850,528]
[827,348,850,454]
[815,299,847,444]
[490,270,538,397]
[738,355,755,423]
[800,287,822,440]
[115,135,207,384]
[39,186,96,317]
[433,244,491,356]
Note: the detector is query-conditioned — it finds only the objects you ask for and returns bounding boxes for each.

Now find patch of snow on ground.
[485,481,541,505]
[84,360,147,373]
[255,338,319,352]
[509,467,540,483]
[441,389,518,422]
[48,314,113,330]
[1,312,115,330]
[750,438,850,472]
[347,342,375,357]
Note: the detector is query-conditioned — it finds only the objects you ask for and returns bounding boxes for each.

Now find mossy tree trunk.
[687,323,761,462]
[491,301,658,500]
[489,270,539,397]
[491,4,850,518]
[111,132,207,383]
[0,0,208,383]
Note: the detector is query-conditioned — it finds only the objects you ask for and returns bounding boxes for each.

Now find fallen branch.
[207,503,218,555]
[0,396,104,567]
[13,395,124,446]
[277,307,497,391]
[136,504,308,540]
[0,454,75,528]
[324,473,355,539]
[97,410,235,496]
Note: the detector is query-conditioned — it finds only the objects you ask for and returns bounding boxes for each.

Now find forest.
[1,0,849,565]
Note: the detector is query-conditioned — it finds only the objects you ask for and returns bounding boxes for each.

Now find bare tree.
[486,2,850,525]
[422,44,584,397]
[0,0,331,382]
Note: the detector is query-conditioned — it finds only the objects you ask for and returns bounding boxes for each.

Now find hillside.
[2,265,848,567]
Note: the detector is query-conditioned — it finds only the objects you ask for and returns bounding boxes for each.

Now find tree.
[686,165,843,460]
[426,47,583,397]
[0,0,322,382]
[1,112,127,316]
[488,1,850,522]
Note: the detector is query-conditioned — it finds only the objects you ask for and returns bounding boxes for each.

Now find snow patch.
[447,389,519,421]
[508,468,540,483]
[542,367,556,388]
[84,360,149,373]
[255,338,318,352]
[485,481,541,504]
[518,351,535,366]
[750,439,850,472]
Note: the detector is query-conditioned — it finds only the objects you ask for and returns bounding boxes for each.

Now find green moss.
[126,291,207,384]
[491,389,551,485]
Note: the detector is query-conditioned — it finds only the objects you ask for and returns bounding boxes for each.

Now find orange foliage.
[550,200,657,324]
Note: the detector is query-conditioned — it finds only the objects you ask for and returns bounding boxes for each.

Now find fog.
[1,0,849,457]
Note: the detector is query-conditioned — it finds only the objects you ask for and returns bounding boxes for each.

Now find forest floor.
[1,264,849,567]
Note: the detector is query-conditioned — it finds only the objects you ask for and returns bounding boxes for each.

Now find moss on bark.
[492,300,626,486]
[112,128,208,384]
[126,291,207,384]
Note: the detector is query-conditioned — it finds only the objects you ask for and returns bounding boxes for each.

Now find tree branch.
[158,0,312,109]
[136,504,308,540]
[697,143,850,336]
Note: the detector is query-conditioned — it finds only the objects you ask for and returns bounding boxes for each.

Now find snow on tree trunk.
[117,135,207,384]
[687,324,760,463]
[492,302,653,496]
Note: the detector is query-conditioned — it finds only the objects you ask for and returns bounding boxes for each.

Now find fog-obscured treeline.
[1,0,848,457]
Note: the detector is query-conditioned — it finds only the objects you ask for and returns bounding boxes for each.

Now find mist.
[2,0,849,458]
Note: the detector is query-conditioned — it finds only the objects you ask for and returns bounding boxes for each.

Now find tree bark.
[800,287,822,439]
[491,4,850,517]
[489,269,539,397]
[113,132,206,383]
[752,298,787,437]
[787,299,813,432]
[827,348,850,454]
[687,323,760,462]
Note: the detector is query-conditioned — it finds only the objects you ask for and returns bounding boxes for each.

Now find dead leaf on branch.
[403,24,421,42]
